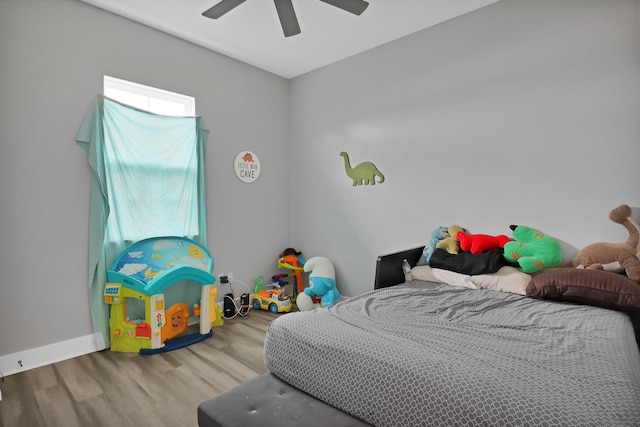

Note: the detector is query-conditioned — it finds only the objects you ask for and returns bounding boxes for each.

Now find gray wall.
[0,0,290,357]
[288,0,640,297]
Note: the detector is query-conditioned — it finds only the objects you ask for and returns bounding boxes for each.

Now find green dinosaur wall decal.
[340,152,385,186]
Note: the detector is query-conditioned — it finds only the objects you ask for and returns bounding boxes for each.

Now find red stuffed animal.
[457,231,511,254]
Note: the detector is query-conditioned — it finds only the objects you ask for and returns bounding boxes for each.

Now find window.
[104,75,195,116]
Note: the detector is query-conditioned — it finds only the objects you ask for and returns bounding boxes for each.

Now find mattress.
[264,281,640,426]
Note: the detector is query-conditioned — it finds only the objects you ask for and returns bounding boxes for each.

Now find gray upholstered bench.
[197,372,372,427]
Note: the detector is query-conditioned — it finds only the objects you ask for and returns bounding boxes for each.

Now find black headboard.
[374,246,424,289]
[629,310,640,348]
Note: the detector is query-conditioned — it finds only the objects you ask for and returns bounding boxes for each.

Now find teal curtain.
[76,95,209,348]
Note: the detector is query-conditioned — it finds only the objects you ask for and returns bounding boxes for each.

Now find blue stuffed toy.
[416,226,449,266]
[303,256,340,307]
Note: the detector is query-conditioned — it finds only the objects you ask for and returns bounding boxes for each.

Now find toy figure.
[302,257,340,308]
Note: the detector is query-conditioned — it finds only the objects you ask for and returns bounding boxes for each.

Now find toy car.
[252,289,292,314]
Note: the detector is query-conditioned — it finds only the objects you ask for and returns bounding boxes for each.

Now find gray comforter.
[264,281,640,426]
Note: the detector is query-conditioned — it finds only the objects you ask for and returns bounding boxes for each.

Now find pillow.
[469,266,531,296]
[408,265,476,289]
[407,265,439,283]
[411,265,527,292]
[432,268,476,289]
[526,268,640,311]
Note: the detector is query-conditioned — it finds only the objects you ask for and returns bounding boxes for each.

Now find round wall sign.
[234,151,261,183]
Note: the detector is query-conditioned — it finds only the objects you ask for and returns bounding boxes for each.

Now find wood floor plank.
[148,350,184,372]
[0,372,47,427]
[33,383,88,427]
[76,391,131,427]
[186,342,262,384]
[82,350,158,415]
[54,358,104,402]
[181,347,241,394]
[116,354,176,403]
[164,364,219,402]
[123,401,185,427]
[24,364,57,391]
[219,340,267,374]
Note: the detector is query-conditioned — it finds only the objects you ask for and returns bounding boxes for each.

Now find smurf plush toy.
[302,256,340,308]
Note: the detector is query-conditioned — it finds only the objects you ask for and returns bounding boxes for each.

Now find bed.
[198,246,640,427]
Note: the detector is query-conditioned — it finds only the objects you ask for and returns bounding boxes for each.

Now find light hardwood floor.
[0,309,276,427]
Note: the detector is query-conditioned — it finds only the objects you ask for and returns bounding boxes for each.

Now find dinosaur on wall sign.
[340,152,385,186]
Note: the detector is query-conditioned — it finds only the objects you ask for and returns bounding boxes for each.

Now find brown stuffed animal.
[570,204,640,281]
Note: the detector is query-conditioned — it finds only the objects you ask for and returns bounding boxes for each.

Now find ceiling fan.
[202,0,370,37]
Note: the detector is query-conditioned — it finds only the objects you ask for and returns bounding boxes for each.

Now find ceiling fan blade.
[202,0,247,19]
[274,0,301,37]
[319,0,369,15]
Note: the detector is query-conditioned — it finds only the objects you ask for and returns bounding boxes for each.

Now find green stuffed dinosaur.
[503,225,562,273]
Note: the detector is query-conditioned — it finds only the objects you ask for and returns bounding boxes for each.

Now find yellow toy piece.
[436,225,464,254]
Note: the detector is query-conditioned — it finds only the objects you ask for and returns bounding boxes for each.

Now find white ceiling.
[81,0,499,79]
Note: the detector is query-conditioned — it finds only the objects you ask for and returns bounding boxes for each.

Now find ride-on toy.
[252,275,292,314]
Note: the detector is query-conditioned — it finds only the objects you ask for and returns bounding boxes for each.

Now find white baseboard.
[0,333,105,378]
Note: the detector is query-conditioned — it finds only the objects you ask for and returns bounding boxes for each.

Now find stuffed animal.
[503,225,562,273]
[303,256,340,307]
[570,204,640,282]
[457,231,511,254]
[416,226,449,265]
[436,225,464,254]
